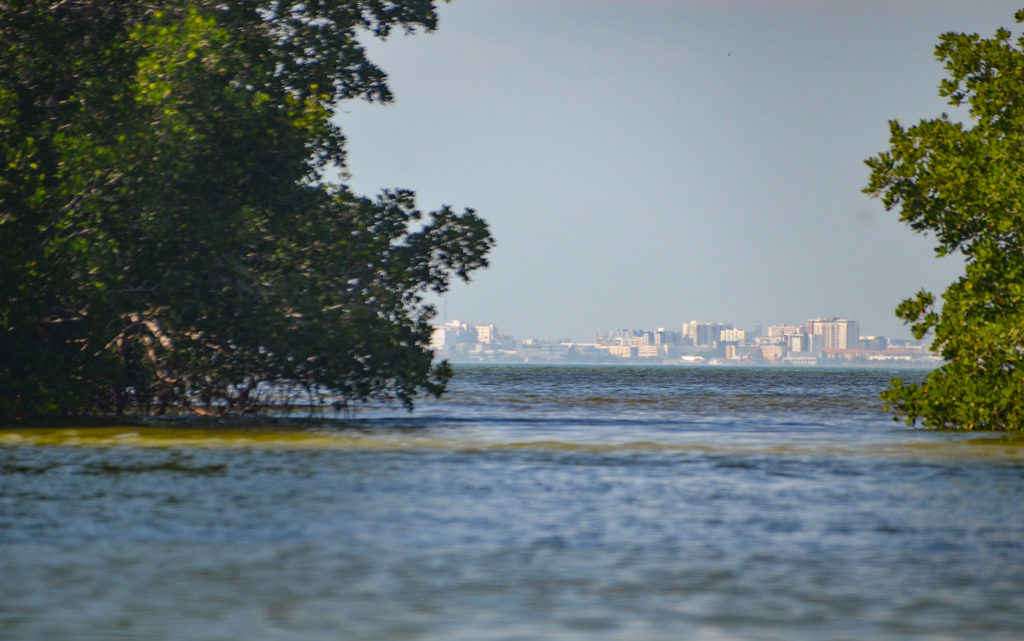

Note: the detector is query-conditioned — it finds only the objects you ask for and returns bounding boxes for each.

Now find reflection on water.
[2,366,1023,640]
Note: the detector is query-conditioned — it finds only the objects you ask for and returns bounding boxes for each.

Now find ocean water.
[2,365,1023,640]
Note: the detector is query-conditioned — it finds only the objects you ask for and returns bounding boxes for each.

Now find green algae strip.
[6,423,1024,458]
[0,426,437,450]
[484,438,1024,462]
[870,436,1024,462]
[2,426,1024,461]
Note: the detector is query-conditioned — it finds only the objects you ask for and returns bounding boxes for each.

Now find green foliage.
[865,10,1024,430]
[1,1,492,418]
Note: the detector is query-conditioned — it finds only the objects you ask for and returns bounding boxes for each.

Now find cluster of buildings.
[430,318,940,367]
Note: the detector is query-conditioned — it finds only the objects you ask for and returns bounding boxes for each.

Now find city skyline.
[434,313,905,345]
[337,1,1020,341]
[431,315,936,367]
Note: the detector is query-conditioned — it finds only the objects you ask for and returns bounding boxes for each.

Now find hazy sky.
[337,0,1022,341]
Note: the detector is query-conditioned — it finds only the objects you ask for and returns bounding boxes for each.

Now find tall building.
[430,320,471,352]
[654,327,682,346]
[789,334,805,352]
[719,328,746,343]
[684,321,733,347]
[806,317,860,350]
[475,324,497,344]
[682,321,697,344]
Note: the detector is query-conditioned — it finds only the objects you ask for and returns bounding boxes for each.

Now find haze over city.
[337,0,1020,341]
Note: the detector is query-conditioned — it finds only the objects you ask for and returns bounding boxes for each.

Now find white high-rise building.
[475,324,497,344]
[719,328,746,343]
[807,317,860,350]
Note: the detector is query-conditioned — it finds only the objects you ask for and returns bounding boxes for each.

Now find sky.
[336,0,1023,341]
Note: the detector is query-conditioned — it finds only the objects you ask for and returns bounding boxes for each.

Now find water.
[2,366,1023,640]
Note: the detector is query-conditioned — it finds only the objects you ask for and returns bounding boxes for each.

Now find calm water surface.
[2,366,1023,640]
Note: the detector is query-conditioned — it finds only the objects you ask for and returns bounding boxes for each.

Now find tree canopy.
[865,10,1024,430]
[0,1,493,418]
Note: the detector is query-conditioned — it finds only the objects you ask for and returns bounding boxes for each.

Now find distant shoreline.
[443,359,941,370]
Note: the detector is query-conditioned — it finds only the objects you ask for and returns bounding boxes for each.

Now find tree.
[0,1,493,418]
[865,10,1024,430]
